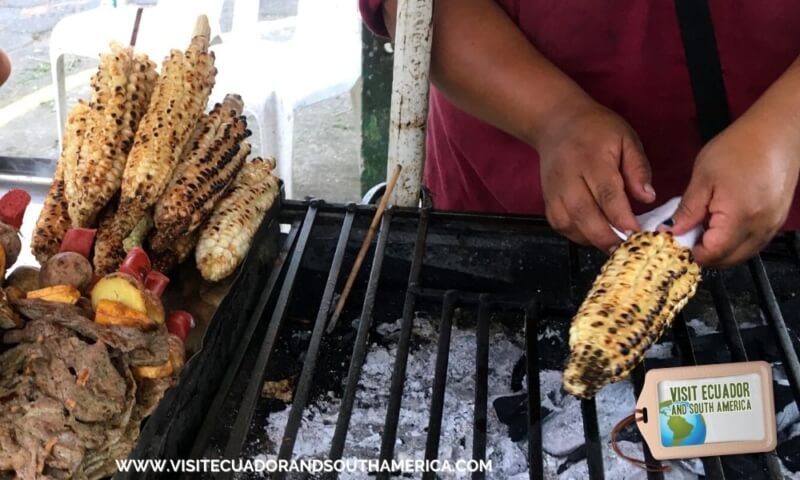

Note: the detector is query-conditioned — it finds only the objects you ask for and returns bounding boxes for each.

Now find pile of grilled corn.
[563,231,701,398]
[32,15,280,282]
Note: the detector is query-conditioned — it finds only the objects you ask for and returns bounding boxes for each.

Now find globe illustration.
[659,401,707,446]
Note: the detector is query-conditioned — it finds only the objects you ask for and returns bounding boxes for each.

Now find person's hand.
[671,121,800,267]
[537,99,657,252]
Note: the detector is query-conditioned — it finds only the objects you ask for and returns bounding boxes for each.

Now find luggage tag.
[612,361,777,470]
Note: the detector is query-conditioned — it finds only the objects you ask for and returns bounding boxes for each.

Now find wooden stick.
[327,164,402,333]
[130,8,144,47]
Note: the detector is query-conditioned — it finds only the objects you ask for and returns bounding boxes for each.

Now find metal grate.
[169,199,800,480]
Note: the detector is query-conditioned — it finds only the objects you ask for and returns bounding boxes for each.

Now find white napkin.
[610,196,703,249]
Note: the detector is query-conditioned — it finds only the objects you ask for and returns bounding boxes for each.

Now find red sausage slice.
[59,228,97,259]
[0,189,31,230]
[166,310,194,341]
[145,271,170,298]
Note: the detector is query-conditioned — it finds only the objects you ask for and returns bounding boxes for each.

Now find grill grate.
[166,199,800,480]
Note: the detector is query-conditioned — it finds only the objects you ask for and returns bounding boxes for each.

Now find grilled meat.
[0,298,175,479]
[563,231,701,398]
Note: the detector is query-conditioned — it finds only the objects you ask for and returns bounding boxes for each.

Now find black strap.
[674,0,731,142]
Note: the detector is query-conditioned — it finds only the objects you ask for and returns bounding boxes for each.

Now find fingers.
[620,136,656,204]
[693,217,774,267]
[671,177,712,235]
[694,230,762,267]
[691,219,744,267]
[583,167,639,233]
[547,188,624,253]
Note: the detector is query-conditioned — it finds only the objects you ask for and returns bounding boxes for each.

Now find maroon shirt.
[361,0,800,229]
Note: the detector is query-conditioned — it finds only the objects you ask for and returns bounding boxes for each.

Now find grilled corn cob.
[93,201,126,276]
[150,94,250,252]
[151,230,199,273]
[66,44,157,227]
[116,17,216,233]
[563,231,701,398]
[195,158,279,281]
[32,103,91,262]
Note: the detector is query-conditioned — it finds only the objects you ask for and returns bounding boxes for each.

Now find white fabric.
[610,197,703,248]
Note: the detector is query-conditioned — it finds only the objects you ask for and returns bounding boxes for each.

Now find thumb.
[671,178,712,235]
[620,136,656,204]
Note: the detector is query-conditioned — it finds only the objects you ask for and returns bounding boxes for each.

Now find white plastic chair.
[209,0,362,199]
[49,0,224,143]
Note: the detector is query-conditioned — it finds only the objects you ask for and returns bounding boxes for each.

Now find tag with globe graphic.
[634,361,777,460]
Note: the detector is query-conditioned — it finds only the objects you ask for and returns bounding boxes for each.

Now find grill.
[125,196,800,479]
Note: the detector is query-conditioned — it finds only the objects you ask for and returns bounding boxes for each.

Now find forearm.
[382,0,594,150]
[731,55,800,163]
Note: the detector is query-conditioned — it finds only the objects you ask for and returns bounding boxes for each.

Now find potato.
[26,285,81,305]
[90,272,146,313]
[132,362,174,379]
[94,299,157,330]
[0,223,20,267]
[40,252,93,291]
[6,266,40,293]
[91,272,165,326]
[143,290,165,325]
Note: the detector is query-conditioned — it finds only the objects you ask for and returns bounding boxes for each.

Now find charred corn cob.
[563,231,701,398]
[150,230,199,273]
[195,158,279,281]
[66,44,157,227]
[99,16,216,273]
[31,103,91,262]
[150,94,250,252]
[93,201,126,276]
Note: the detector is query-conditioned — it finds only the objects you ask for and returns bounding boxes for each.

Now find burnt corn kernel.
[562,232,701,399]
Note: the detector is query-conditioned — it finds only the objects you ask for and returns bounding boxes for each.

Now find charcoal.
[511,355,526,392]
[778,435,800,472]
[493,392,554,442]
[556,445,586,474]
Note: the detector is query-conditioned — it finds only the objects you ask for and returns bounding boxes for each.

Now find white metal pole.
[386,0,434,207]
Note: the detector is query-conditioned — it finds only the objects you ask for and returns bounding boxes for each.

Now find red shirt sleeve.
[360,0,390,38]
